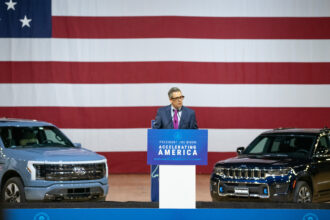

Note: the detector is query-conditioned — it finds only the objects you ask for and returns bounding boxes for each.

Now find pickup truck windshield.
[0,126,74,148]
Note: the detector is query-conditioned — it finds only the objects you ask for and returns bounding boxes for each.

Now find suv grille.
[218,167,266,179]
[34,163,106,181]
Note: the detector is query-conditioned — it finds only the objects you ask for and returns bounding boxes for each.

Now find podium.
[148,129,208,208]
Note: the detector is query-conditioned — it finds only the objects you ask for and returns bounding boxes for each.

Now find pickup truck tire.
[293,181,312,203]
[1,177,26,203]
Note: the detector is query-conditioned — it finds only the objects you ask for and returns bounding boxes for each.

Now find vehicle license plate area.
[234,187,249,196]
[67,188,91,198]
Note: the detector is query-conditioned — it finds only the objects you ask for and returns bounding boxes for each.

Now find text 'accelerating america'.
[157,140,198,156]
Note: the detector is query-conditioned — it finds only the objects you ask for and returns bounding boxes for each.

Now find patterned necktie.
[173,109,179,129]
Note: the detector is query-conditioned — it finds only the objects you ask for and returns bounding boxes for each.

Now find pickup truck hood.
[5,147,105,162]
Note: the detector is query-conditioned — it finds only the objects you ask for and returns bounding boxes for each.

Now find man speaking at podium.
[152,87,198,129]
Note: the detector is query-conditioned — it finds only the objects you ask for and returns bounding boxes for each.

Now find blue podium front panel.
[147,129,208,165]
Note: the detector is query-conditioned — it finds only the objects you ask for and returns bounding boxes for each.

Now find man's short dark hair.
[168,87,181,99]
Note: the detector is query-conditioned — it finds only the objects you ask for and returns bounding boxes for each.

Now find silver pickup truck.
[0,118,108,203]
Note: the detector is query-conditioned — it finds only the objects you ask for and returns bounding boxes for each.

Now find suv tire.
[293,181,312,203]
[2,177,26,203]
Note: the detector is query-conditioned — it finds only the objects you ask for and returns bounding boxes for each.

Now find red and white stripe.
[1,0,330,173]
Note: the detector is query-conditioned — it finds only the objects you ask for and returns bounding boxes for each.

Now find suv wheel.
[293,181,312,203]
[2,177,26,203]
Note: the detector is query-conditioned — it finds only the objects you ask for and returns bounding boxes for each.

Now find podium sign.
[147,129,208,165]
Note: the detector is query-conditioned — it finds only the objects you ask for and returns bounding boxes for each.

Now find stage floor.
[106,174,211,202]
[3,174,330,209]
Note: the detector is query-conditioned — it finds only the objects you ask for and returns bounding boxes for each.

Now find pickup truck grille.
[34,163,106,181]
[219,167,266,179]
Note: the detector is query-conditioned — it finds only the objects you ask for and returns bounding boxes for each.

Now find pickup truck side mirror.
[74,143,82,148]
[237,147,245,155]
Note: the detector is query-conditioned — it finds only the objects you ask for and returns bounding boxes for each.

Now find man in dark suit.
[153,87,198,129]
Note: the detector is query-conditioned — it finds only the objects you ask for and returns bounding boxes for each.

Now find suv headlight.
[265,168,291,177]
[214,167,225,176]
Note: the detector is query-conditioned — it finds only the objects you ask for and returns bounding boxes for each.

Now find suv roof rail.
[321,126,329,134]
[273,127,295,130]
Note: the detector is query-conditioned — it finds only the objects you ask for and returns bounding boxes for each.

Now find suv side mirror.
[314,146,329,158]
[237,147,245,155]
[74,143,82,148]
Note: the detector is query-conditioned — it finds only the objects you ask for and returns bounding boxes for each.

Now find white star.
[20,15,32,28]
[5,0,17,10]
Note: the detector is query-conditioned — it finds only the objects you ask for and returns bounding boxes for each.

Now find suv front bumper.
[210,176,294,202]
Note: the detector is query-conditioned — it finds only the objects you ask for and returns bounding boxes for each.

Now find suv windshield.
[0,126,74,148]
[243,134,316,158]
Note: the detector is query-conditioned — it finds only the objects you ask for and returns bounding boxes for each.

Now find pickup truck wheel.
[2,177,26,203]
[293,181,312,203]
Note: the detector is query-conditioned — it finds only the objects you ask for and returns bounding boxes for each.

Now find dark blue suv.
[210,128,330,203]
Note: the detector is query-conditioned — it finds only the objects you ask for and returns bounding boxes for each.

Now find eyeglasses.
[171,96,185,101]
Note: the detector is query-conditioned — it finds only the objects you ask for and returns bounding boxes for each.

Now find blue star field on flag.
[0,0,51,37]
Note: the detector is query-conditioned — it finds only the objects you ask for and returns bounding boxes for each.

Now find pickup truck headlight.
[33,164,46,180]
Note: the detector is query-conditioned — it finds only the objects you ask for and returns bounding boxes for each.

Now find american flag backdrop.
[1,0,330,173]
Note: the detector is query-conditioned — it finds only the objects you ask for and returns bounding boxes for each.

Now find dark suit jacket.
[152,105,198,129]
